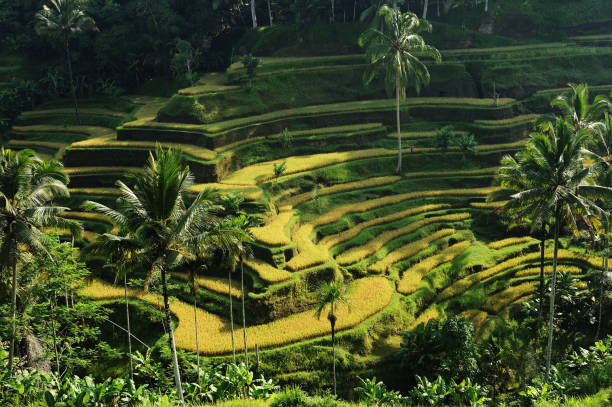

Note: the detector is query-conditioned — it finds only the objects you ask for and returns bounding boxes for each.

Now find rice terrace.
[1,0,612,406]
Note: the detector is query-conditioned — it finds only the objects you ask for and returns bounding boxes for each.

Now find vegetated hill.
[5,16,612,395]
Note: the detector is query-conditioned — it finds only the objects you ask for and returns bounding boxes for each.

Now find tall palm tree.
[0,148,81,374]
[493,153,550,325]
[359,5,441,173]
[550,83,611,132]
[504,118,612,380]
[314,280,350,395]
[83,146,222,401]
[80,233,142,381]
[35,0,98,124]
[588,113,612,339]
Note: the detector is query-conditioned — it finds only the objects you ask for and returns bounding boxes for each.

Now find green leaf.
[44,390,56,407]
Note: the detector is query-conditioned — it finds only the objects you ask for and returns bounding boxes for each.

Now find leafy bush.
[431,125,455,150]
[156,95,205,124]
[269,386,310,407]
[354,376,404,406]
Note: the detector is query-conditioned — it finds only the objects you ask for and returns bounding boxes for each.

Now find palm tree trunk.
[229,269,236,363]
[353,0,356,21]
[241,260,248,365]
[484,0,488,12]
[124,275,134,382]
[422,0,429,18]
[395,74,402,174]
[330,0,335,22]
[193,291,201,382]
[161,266,184,401]
[64,34,80,125]
[545,210,560,381]
[331,319,336,395]
[8,238,17,374]
[596,238,607,340]
[267,0,273,25]
[437,0,440,16]
[538,235,545,325]
[50,299,60,375]
[251,0,258,28]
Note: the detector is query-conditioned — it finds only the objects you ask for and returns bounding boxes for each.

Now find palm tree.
[359,5,441,174]
[504,118,612,380]
[250,0,258,27]
[315,280,350,395]
[493,153,551,325]
[83,146,224,401]
[80,233,142,381]
[35,0,98,124]
[550,83,611,132]
[588,113,612,339]
[0,148,81,374]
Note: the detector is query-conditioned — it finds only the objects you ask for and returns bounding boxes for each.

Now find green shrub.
[269,387,310,407]
[156,94,205,124]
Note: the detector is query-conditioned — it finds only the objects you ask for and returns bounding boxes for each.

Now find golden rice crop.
[249,210,294,246]
[310,187,495,228]
[81,276,392,355]
[188,183,263,201]
[386,130,469,139]
[488,237,535,250]
[285,225,330,271]
[279,123,382,138]
[437,249,602,302]
[482,282,537,314]
[409,306,440,330]
[319,204,448,250]
[12,125,114,138]
[460,309,488,330]
[243,259,292,283]
[68,188,120,196]
[172,272,242,298]
[71,136,218,161]
[221,142,518,186]
[64,166,145,175]
[21,107,126,118]
[397,241,470,294]
[221,148,397,186]
[514,265,582,277]
[280,176,401,208]
[214,137,265,153]
[47,227,98,243]
[404,168,498,179]
[178,84,240,96]
[336,213,469,266]
[8,140,66,150]
[369,229,457,273]
[470,201,508,209]
[474,114,539,126]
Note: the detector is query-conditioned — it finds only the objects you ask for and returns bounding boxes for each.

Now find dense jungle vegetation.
[1,0,612,406]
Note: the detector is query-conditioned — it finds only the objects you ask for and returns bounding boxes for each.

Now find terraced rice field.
[7,45,608,360]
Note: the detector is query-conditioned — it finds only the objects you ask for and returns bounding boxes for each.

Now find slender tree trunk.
[193,291,200,383]
[545,210,560,381]
[8,237,17,374]
[395,74,402,174]
[251,0,258,28]
[50,296,60,375]
[484,0,488,12]
[422,0,429,19]
[124,275,134,382]
[393,0,397,11]
[596,240,607,340]
[229,269,236,363]
[241,260,248,365]
[267,0,273,25]
[161,266,184,401]
[538,235,545,326]
[330,0,335,23]
[437,0,440,16]
[64,34,80,124]
[353,0,356,21]
[331,317,336,395]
